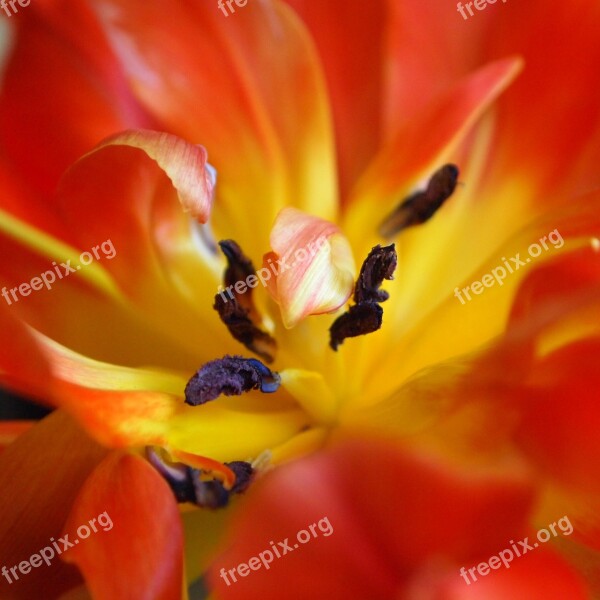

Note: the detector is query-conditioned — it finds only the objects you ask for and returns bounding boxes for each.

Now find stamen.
[146,447,255,509]
[354,244,398,304]
[378,164,460,238]
[185,355,281,406]
[192,478,230,509]
[214,240,277,363]
[329,244,397,350]
[226,461,255,494]
[146,447,191,503]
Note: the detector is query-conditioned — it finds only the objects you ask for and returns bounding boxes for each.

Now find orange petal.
[0,410,107,599]
[263,208,356,328]
[56,128,231,364]
[0,305,180,448]
[0,222,202,375]
[36,334,181,448]
[347,56,523,212]
[383,1,492,135]
[61,452,184,600]
[91,0,338,251]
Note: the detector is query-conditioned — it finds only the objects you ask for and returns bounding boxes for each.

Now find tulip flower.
[0,1,599,599]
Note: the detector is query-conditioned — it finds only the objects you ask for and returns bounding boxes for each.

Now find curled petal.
[79,129,216,222]
[264,208,356,328]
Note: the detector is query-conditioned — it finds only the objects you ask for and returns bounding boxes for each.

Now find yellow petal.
[264,207,355,328]
[165,400,308,462]
[280,368,338,424]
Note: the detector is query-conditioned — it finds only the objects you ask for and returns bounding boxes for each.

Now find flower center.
[149,164,459,507]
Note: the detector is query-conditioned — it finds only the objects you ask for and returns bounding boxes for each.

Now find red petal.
[483,1,600,199]
[0,304,53,401]
[0,421,34,453]
[61,452,184,600]
[0,159,69,243]
[509,244,600,330]
[209,435,536,599]
[435,547,588,599]
[515,338,600,494]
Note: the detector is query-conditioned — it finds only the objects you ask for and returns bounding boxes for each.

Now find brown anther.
[214,240,277,363]
[329,244,397,350]
[379,164,460,238]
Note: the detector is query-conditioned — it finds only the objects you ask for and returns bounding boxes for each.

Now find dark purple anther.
[329,244,397,350]
[379,164,460,238]
[185,355,281,406]
[226,461,255,494]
